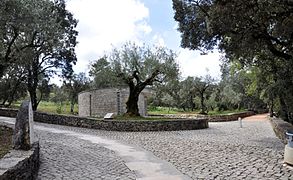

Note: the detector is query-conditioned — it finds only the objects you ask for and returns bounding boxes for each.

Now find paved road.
[0,114,292,179]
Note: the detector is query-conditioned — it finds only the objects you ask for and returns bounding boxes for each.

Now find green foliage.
[152,73,215,113]
[89,57,124,88]
[63,73,90,113]
[37,101,78,115]
[173,0,293,60]
[0,0,78,110]
[148,106,245,116]
[173,0,293,123]
[90,42,180,116]
[0,66,27,106]
[148,106,184,115]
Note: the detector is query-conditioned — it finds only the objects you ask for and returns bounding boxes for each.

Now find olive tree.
[0,0,78,110]
[90,42,179,116]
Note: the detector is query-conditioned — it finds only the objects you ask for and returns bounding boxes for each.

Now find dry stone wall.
[269,116,293,144]
[0,108,18,118]
[0,109,208,132]
[0,122,39,180]
[0,142,39,180]
[78,88,147,117]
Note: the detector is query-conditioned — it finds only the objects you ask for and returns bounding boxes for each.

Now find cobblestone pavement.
[1,114,292,179]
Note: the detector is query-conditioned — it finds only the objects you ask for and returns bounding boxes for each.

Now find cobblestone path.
[1,114,292,180]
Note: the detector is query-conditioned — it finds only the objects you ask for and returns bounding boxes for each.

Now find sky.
[66,0,222,80]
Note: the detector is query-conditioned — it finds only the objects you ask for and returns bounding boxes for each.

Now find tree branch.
[19,31,41,51]
[132,70,141,83]
[265,38,292,60]
[143,69,161,86]
[4,27,19,62]
[189,0,210,18]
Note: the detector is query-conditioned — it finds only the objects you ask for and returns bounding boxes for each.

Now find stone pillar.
[13,100,34,150]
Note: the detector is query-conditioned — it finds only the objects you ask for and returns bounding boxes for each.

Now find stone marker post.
[13,100,34,150]
[238,117,242,128]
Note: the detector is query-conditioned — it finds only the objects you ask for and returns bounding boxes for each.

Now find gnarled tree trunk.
[122,70,160,117]
[27,59,39,111]
[125,91,140,116]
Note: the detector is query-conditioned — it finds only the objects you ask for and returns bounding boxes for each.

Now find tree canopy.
[0,0,78,110]
[173,0,293,122]
[173,0,293,60]
[90,42,180,116]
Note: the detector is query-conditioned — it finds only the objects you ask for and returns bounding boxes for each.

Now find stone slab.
[104,113,115,119]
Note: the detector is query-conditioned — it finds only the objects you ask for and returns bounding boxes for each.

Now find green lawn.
[12,101,246,117]
[12,101,78,115]
[37,101,78,114]
[148,107,192,114]
[148,106,247,116]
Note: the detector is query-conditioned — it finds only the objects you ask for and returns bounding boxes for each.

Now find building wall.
[78,88,147,117]
[78,91,91,117]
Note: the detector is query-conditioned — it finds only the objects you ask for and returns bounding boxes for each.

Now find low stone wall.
[269,117,293,144]
[208,111,255,122]
[33,111,209,131]
[0,124,39,180]
[0,108,18,118]
[153,111,255,122]
[0,108,208,131]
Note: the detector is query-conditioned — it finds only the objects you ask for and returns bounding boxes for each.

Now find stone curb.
[269,116,293,144]
[0,123,39,180]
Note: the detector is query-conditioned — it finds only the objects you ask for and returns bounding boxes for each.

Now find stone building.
[78,88,148,117]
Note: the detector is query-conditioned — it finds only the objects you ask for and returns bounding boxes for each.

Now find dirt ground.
[0,126,13,158]
[243,113,269,121]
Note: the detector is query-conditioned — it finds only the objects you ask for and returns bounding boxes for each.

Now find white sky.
[65,0,222,81]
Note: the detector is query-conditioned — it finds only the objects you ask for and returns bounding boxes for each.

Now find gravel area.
[0,115,292,179]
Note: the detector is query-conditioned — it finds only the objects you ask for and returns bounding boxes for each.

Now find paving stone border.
[152,111,255,122]
[269,116,293,144]
[0,124,39,180]
[0,108,208,131]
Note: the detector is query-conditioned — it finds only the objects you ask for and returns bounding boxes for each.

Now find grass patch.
[37,101,78,115]
[0,126,13,158]
[148,107,193,115]
[207,109,247,115]
[148,106,247,115]
[12,101,78,115]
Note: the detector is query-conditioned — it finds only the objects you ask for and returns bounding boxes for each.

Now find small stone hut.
[78,88,149,117]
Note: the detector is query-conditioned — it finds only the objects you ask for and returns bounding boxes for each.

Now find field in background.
[11,101,245,116]
[148,106,247,115]
[12,101,78,115]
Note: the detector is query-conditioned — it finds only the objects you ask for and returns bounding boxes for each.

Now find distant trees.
[0,66,27,106]
[173,0,293,123]
[218,60,266,112]
[0,0,78,110]
[193,75,214,114]
[89,57,125,88]
[64,73,90,113]
[90,42,180,116]
[151,74,215,114]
